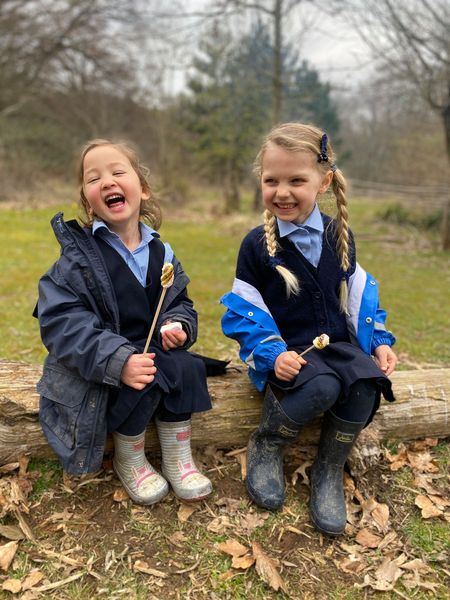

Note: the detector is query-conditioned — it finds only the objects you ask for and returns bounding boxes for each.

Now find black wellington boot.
[246,386,302,510]
[310,411,365,536]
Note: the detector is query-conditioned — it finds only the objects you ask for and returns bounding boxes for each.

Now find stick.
[143,287,168,354]
[142,262,174,354]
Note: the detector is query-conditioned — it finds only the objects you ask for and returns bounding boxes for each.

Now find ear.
[319,170,334,194]
[141,184,151,201]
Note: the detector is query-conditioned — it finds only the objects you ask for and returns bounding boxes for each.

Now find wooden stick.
[298,345,315,357]
[143,287,168,354]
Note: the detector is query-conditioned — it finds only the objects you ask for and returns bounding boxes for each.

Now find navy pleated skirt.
[268,341,395,405]
[107,342,211,432]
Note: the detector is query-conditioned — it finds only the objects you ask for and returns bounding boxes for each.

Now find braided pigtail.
[331,169,350,314]
[263,210,300,297]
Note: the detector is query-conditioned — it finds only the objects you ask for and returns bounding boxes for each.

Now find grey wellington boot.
[310,411,365,536]
[246,386,302,510]
[113,431,169,505]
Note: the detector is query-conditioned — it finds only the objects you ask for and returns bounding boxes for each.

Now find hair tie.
[318,133,329,163]
[330,164,337,172]
[267,256,283,269]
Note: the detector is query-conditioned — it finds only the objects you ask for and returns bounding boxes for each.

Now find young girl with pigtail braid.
[221,122,397,536]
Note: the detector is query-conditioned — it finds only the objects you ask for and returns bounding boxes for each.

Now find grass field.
[0,196,449,599]
[0,196,448,367]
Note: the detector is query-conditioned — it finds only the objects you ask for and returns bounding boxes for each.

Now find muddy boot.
[156,419,213,501]
[246,386,302,510]
[310,412,365,536]
[113,431,169,505]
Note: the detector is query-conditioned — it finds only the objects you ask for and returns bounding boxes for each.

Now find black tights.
[280,375,378,425]
[116,396,191,436]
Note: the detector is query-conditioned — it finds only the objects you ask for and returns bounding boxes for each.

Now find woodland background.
[1,0,449,237]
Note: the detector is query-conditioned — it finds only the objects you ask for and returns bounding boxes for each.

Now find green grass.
[0,197,448,366]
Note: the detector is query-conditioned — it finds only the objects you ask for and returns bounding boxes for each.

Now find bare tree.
[331,0,450,248]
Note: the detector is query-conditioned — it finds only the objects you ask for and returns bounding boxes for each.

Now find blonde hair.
[255,123,350,313]
[77,138,162,229]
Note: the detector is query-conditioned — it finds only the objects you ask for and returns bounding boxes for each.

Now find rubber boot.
[246,386,302,510]
[155,419,212,501]
[310,411,365,536]
[113,431,169,505]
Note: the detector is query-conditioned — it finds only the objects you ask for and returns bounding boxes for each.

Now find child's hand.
[274,351,306,382]
[161,322,187,351]
[373,345,397,376]
[121,353,157,390]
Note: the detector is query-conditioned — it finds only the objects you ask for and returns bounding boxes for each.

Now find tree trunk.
[271,0,282,124]
[441,101,450,250]
[0,360,449,466]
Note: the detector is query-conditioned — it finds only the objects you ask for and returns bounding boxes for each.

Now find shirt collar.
[277,204,323,238]
[92,219,157,245]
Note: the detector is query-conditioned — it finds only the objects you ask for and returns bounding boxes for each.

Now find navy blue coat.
[35,213,198,474]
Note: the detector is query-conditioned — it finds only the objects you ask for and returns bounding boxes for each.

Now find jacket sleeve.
[221,291,287,372]
[37,262,135,386]
[157,255,198,349]
[221,231,287,372]
[347,263,396,355]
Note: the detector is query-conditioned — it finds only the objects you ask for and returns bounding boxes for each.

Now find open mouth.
[275,203,296,209]
[105,194,125,208]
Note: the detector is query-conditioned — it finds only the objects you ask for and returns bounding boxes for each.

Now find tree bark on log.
[0,360,449,466]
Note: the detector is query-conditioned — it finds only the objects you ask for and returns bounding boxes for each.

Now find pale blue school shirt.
[92,220,156,286]
[277,204,324,267]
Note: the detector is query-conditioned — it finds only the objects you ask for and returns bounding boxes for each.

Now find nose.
[101,176,114,189]
[276,184,290,199]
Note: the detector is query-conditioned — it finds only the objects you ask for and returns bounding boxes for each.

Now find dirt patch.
[0,439,449,599]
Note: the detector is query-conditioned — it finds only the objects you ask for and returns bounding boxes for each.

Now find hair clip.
[318,133,329,163]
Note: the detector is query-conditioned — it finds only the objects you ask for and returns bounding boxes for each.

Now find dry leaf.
[177,503,197,523]
[415,494,443,518]
[215,497,244,515]
[21,570,45,591]
[407,451,439,473]
[238,512,269,534]
[428,494,450,509]
[355,528,382,548]
[412,474,441,495]
[207,515,232,533]
[113,488,129,503]
[374,557,404,587]
[402,558,431,574]
[232,553,255,569]
[2,578,22,593]
[167,531,187,548]
[251,541,288,594]
[291,461,312,487]
[335,556,367,574]
[409,438,438,451]
[372,503,390,531]
[385,445,408,470]
[217,539,249,558]
[0,541,18,571]
[0,525,24,541]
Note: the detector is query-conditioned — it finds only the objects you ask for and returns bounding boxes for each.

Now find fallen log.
[0,359,449,465]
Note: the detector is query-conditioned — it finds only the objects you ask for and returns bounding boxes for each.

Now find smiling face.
[261,142,333,224]
[81,144,150,235]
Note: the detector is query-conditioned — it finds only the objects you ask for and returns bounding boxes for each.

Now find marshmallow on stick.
[143,263,175,353]
[298,333,330,358]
